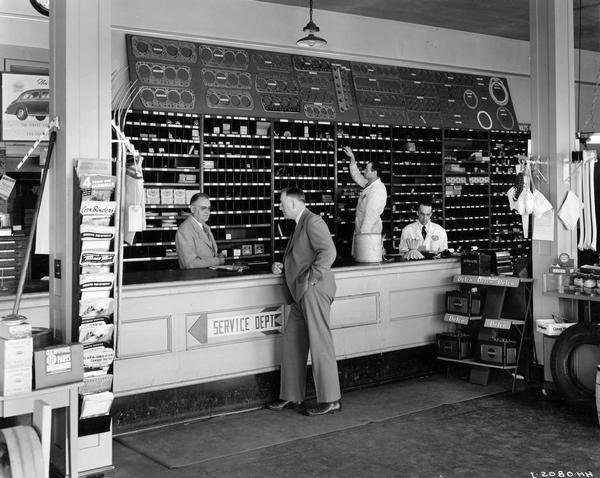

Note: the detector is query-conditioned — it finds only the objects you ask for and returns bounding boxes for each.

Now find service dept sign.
[188,305,283,344]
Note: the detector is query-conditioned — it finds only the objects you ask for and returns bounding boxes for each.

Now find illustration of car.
[4,88,49,121]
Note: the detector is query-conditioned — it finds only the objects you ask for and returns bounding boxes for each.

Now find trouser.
[279,285,341,403]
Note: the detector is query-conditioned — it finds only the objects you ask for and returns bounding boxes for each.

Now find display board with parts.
[126,34,518,131]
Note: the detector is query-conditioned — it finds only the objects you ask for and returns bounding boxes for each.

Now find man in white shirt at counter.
[399,200,448,254]
[342,146,388,258]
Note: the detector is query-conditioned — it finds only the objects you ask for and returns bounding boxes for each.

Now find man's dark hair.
[369,161,383,176]
[282,186,306,202]
[190,192,210,206]
[417,200,433,209]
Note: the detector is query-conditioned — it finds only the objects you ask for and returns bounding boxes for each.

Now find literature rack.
[489,129,532,257]
[390,125,443,254]
[122,110,201,272]
[74,167,117,437]
[272,119,336,261]
[335,123,393,257]
[442,128,491,251]
[202,115,272,262]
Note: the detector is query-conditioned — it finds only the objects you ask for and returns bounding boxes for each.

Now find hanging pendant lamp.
[296,0,327,48]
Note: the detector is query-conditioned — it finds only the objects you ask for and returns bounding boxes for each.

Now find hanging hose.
[11,130,57,316]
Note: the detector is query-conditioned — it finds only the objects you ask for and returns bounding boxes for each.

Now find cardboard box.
[0,367,32,396]
[160,188,174,205]
[0,337,33,369]
[0,322,32,340]
[186,190,198,204]
[145,188,160,205]
[33,343,84,390]
[173,189,187,205]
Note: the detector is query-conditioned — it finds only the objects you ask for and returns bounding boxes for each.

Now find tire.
[0,425,44,478]
[15,107,28,121]
[550,322,600,407]
[35,115,46,121]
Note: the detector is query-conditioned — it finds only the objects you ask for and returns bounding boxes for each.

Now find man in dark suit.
[268,187,341,416]
[176,192,225,269]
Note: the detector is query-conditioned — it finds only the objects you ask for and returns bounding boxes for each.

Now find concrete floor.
[112,373,600,478]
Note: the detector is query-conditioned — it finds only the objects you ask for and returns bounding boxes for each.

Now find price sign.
[484,318,512,329]
[444,313,470,325]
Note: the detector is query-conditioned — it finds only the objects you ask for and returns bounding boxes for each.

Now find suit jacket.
[175,216,221,269]
[284,209,337,303]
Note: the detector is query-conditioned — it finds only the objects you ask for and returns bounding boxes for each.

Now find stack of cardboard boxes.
[0,319,33,396]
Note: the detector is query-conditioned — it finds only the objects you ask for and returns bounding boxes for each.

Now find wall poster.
[1,73,50,141]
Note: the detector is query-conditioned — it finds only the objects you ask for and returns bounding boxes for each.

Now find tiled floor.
[112,374,600,478]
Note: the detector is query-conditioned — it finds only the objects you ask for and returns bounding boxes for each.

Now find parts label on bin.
[45,346,72,375]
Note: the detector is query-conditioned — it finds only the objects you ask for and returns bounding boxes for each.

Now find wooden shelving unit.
[272,119,336,262]
[121,110,530,272]
[202,115,272,262]
[391,125,443,254]
[442,128,491,251]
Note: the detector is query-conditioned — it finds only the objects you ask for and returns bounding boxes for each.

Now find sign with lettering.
[188,305,283,344]
[1,73,50,141]
[443,313,470,325]
[45,346,72,375]
[484,319,512,330]
[454,275,520,288]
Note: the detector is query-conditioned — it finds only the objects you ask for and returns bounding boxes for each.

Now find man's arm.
[306,215,336,283]
[176,227,223,268]
[344,146,368,188]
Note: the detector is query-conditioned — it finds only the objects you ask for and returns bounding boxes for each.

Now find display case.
[272,119,336,261]
[442,129,491,251]
[202,115,272,261]
[391,125,444,255]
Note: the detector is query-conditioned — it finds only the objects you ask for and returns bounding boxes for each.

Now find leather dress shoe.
[304,400,342,416]
[266,399,303,411]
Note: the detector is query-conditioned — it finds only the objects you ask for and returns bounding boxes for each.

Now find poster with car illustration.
[1,73,49,141]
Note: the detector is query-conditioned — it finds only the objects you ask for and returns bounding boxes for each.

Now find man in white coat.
[399,201,448,254]
[342,146,388,258]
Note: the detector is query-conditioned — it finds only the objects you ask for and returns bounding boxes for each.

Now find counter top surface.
[122,256,460,288]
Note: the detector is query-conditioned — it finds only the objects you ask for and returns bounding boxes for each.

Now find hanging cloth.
[123,157,146,245]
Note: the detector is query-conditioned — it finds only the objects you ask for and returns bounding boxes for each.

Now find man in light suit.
[176,192,225,269]
[268,187,341,416]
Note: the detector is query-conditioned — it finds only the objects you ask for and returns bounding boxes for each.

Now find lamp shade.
[297,33,327,48]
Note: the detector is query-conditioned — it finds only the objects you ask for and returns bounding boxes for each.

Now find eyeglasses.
[192,205,211,211]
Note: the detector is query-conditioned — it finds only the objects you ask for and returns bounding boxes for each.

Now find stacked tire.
[0,426,44,478]
[550,322,600,408]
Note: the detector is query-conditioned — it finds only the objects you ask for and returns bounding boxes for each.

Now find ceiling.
[256,0,600,52]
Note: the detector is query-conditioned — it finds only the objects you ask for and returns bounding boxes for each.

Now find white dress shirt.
[399,220,448,252]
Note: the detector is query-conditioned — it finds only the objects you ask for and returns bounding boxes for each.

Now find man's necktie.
[421,225,427,240]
